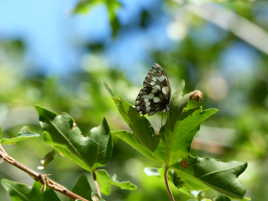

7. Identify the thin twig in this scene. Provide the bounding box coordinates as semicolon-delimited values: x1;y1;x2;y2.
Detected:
164;166;176;201
0;145;89;201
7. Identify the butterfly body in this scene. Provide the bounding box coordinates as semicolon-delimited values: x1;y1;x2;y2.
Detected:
135;64;171;115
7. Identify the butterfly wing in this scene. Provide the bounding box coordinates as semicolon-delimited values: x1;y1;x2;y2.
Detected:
135;64;171;115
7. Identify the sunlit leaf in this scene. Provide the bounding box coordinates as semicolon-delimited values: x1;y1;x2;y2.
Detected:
36;106;112;171
168;108;218;164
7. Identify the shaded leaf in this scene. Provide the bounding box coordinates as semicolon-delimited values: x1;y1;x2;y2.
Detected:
36;106;112;171
1;179;31;201
29;182;61;201
1;179;60;201
0;127;40;145
106;0;121;37
71;175;91;200
95;169;137;195
112;130;162;166
214;195;232;201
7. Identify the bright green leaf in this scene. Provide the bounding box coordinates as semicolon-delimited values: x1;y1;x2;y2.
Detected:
0;127;40;145
35;106;112;171
95;169;137;195
168;108;218;164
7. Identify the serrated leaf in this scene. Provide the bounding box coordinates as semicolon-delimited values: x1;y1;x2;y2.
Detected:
110;96;159;151
70;175;91;200
168;108;218;164
173;157;248;199
0;127;40;145
36;106;112;171
1;179;60;201
95;169;137;195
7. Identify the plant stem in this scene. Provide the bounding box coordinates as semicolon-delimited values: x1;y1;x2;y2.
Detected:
164;166;176;201
0;145;89;201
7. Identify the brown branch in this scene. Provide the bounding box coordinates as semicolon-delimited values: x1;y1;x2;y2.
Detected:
164;166;176;201
0;145;89;201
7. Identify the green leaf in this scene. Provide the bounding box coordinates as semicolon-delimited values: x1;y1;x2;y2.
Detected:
193;157;247;199
72;0;121;37
110;96;159;151
173;156;248;199
214;195;232;201
1;179;31;201
72;0;101;14
168;108;218;164
0;127;40;144
29;182;61;201
106;0;121;37
95;169;137;195
71;175;91;200
36;106;112;171
112;130;161;164
1;179;60;201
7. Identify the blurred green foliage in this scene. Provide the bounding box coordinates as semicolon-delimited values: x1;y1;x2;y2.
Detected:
1;0;268;201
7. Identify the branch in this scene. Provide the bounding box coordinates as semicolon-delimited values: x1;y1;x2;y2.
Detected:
0;145;90;201
164;166;176;201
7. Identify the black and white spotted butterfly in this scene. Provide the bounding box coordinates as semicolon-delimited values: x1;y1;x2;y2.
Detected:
135;63;171;115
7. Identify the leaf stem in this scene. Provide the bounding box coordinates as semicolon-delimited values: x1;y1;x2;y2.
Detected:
164;166;176;201
0;145;89;201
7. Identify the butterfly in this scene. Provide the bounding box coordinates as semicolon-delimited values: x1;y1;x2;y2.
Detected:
135;63;171;115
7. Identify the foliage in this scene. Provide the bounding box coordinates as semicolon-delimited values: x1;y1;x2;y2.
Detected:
2;0;268;200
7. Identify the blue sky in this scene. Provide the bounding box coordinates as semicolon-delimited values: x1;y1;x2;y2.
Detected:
0;0;171;78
